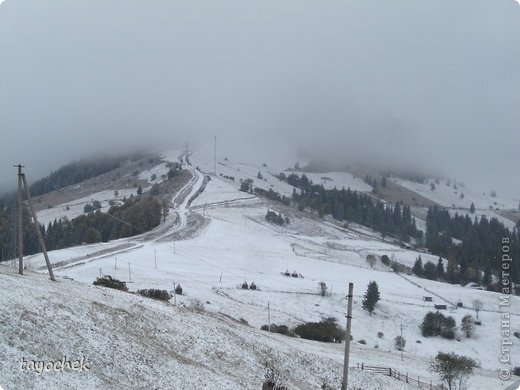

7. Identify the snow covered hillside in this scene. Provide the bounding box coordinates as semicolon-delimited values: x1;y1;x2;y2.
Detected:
2;147;518;389
392;177;519;230
0;265;415;390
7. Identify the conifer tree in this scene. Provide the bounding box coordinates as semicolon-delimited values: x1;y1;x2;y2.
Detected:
437;257;445;277
413;256;423;277
362;281;380;316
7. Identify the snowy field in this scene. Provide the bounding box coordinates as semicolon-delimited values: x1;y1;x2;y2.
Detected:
392;177;519;211
14;148;517;389
36;189;138;226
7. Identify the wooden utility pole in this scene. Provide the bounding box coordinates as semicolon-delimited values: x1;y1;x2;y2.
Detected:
14;165;55;281
341;283;354;390
20;172;55;281
15;164;23;275
267;301;271;332
400;323;404;361
213;135;217;176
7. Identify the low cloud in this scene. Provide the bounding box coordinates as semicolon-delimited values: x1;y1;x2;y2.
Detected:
1;0;519;196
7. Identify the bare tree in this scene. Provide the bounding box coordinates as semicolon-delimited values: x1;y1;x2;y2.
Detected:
472;299;483;319
366;254;377;268
394;335;406;351
460;314;474;338
318;281;328;297
431;352;475;390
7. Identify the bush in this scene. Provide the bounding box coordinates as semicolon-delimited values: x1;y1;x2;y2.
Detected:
190;298;204;312
318;281;328;296
431;352;476;390
421;311;456;339
137;289;172;301
93;275;128;291
377;331;384;338
293;318;345;343
394;335;406;351
358;339;366;345
261;324;294;337
381;255;391;266
175;284;183;295
514;367;520;376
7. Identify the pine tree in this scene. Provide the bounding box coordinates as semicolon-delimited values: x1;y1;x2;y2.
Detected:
437;257;445;278
424;261;437;280
470;203;475;214
412;256;423;277
362;281;380;316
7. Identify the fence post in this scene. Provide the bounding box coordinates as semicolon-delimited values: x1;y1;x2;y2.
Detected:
389;368;392;376
361;363;364;370
406;373;408;383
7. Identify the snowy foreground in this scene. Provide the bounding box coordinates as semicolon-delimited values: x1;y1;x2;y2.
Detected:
3;146;519;389
1;265;419;390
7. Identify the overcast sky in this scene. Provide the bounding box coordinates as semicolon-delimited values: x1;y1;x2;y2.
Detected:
1;0;520;196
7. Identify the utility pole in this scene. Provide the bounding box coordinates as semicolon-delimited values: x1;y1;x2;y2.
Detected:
154;249;157;269
341;283;354;390
128;263;132;282
213;135;217;176
15;164;23;275
16;165;55;281
400;323;404;361
268;301;271;332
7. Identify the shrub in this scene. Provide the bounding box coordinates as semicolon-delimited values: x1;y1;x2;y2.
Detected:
461;314;474;338
318;281;328;297
358;339;366;345
421;311;457;339
394;335;406;351
514;367;520;376
93;275;128;291
190;298;204;312
137;289;172;301
174;284;183;295
261;324;294;337
293;318;345;343
431;352;476;390
377;331;384;338
381;255;391;266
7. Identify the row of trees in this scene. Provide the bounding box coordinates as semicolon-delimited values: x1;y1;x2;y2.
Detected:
43;195;162;249
425;206;520;285
412;256;445;281
0;194;157;259
0;200;41;259
28;154;140;196
279;173;422;243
